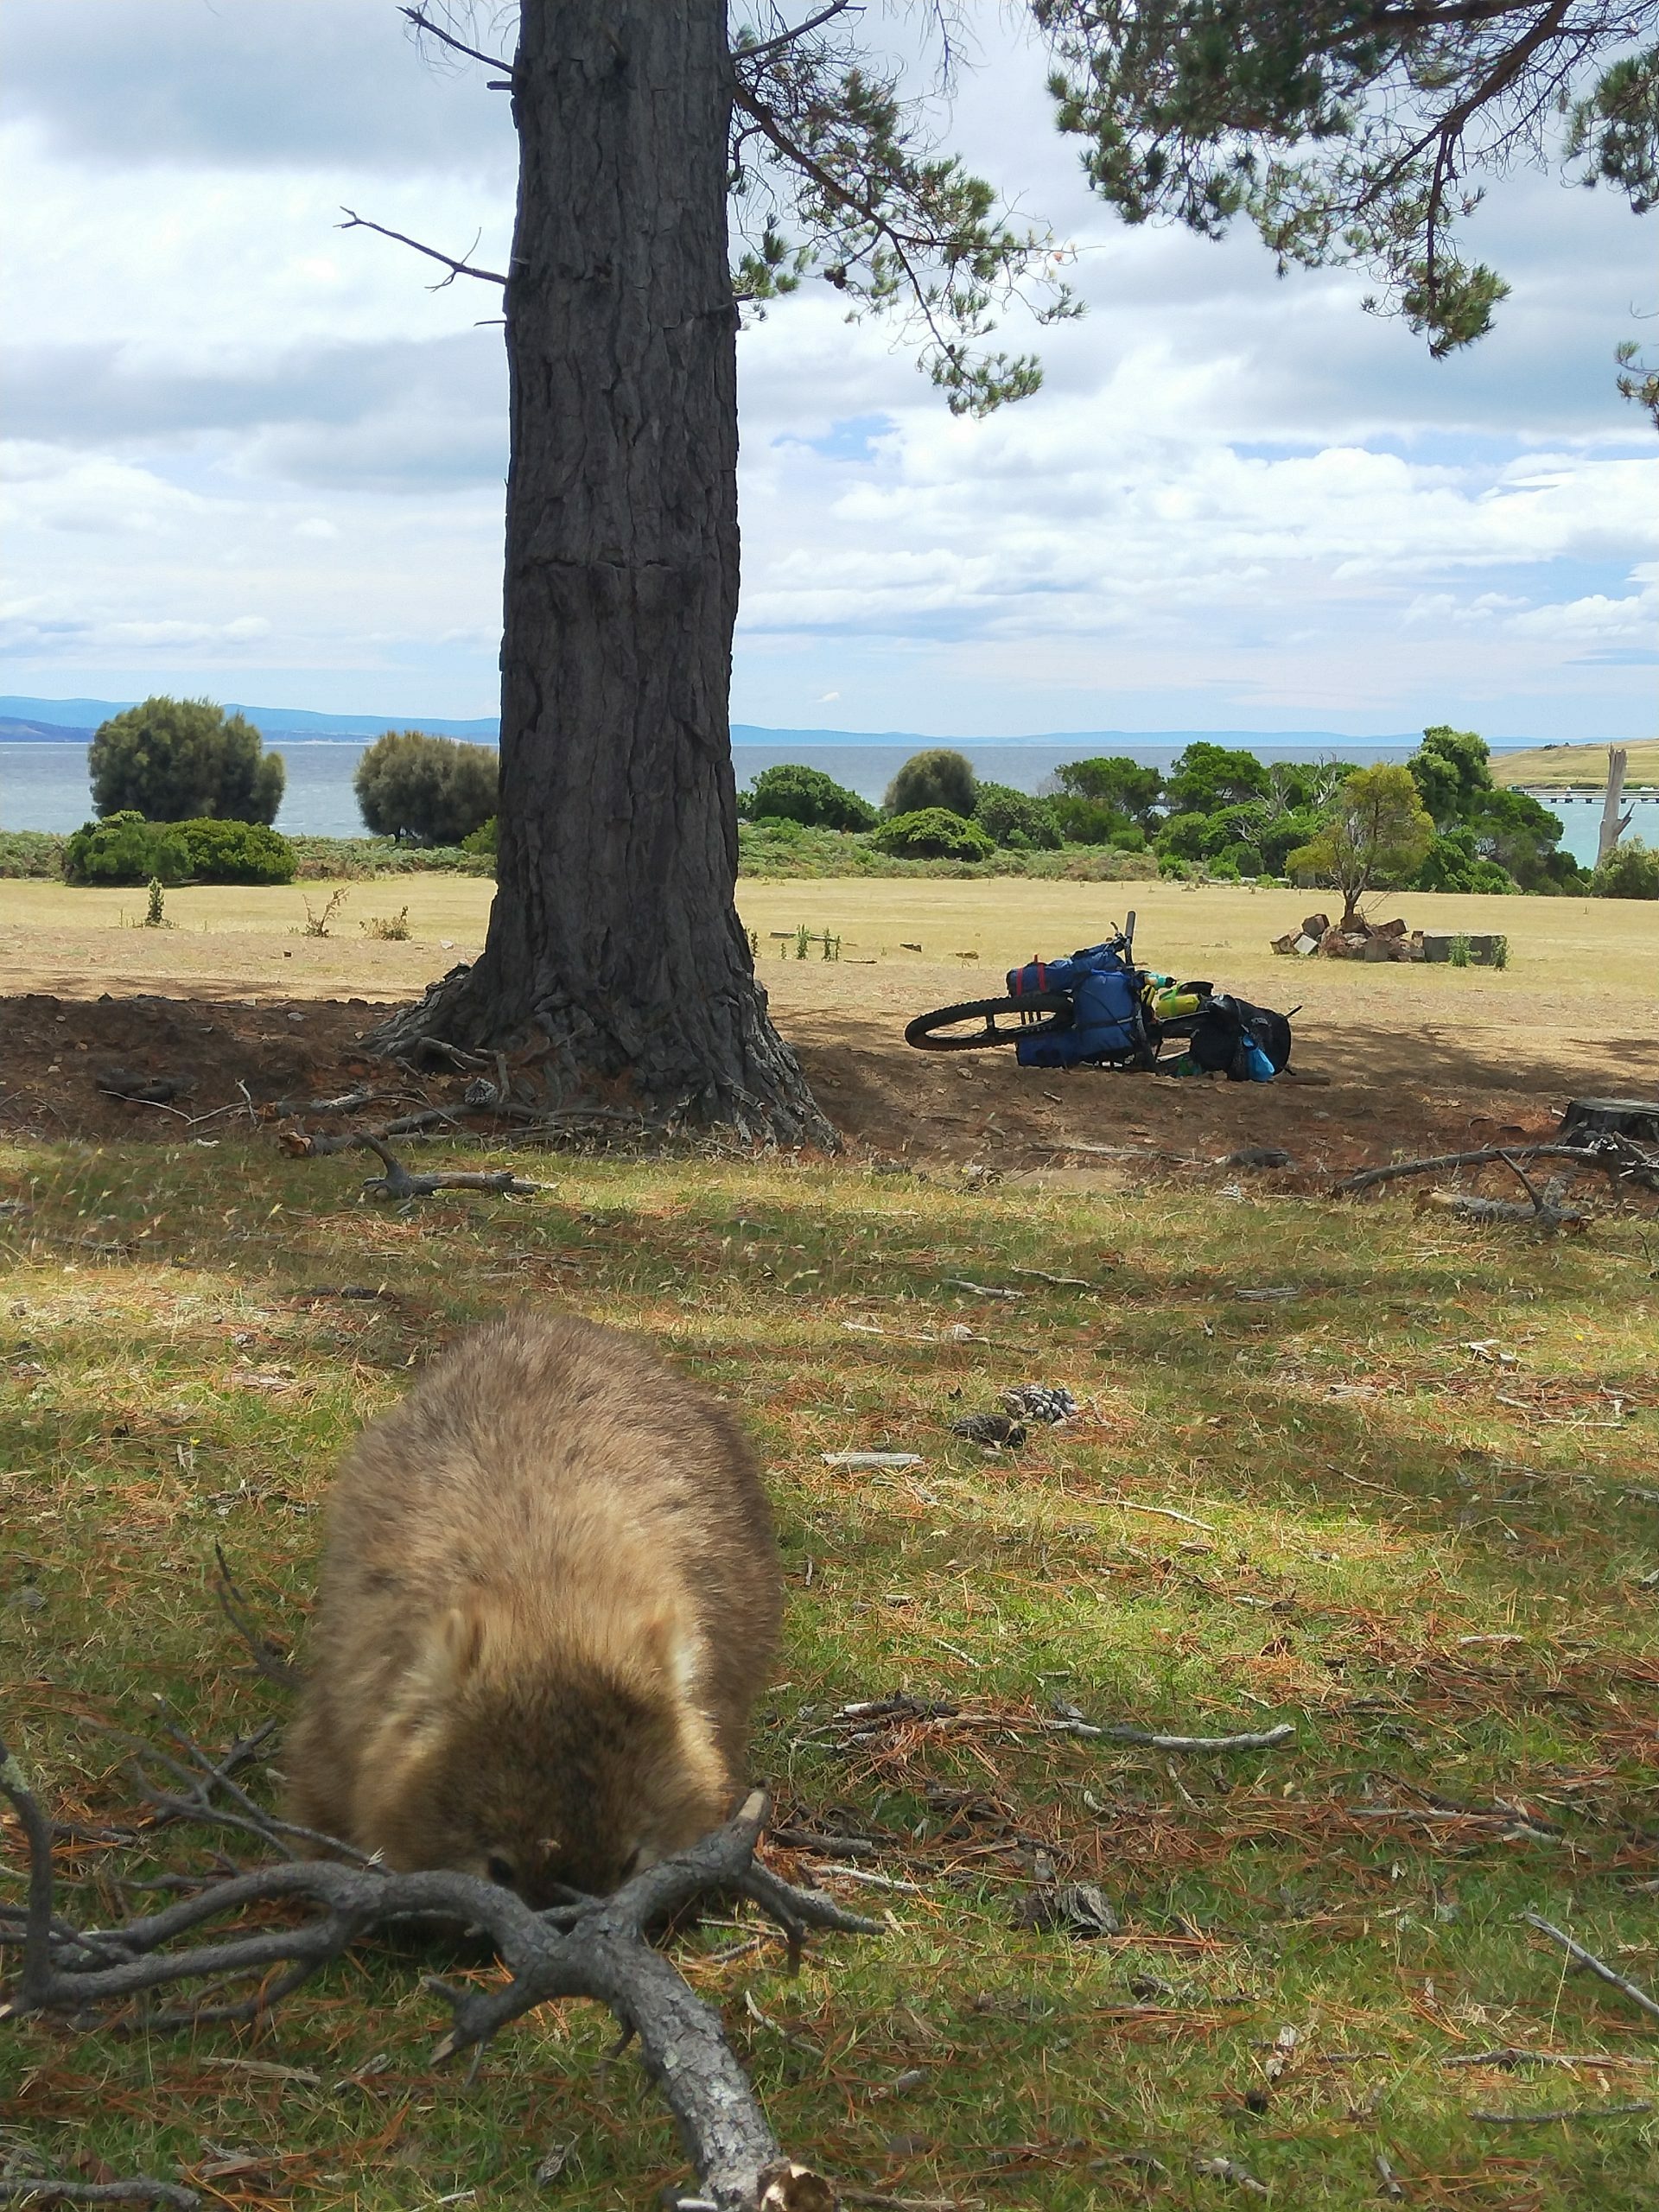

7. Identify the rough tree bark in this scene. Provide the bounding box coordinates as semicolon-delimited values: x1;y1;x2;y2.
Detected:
372;2;833;1147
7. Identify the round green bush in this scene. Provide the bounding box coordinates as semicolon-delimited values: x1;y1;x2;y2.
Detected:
883;748;978;818
90;696;284;824
354;729;499;845
872;807;995;860
64;813;193;887
175;818;296;884
738;764;878;831
63;812;295;887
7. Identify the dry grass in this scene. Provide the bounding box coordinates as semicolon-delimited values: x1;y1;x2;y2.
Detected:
1495;742;1659;791
2;876;1656;1022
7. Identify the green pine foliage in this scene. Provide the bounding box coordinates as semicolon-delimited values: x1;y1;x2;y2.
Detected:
973;782;1062;849
353;730;499;847
739;764;879;832
1039;0;1652;398
882;748;979;818
88;696;285;825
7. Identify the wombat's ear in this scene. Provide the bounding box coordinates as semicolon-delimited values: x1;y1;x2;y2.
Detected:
416;1599;489;1694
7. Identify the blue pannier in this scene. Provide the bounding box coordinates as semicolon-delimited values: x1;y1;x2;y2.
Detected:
1007;942;1144;1067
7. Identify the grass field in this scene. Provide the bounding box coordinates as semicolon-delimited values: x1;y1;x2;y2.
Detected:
4;874;1658;1007
3;881;1659;2209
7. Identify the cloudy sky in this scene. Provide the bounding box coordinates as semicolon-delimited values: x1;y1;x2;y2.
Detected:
3;0;1655;741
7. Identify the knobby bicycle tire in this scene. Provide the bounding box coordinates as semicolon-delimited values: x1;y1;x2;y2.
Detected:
905;990;1073;1052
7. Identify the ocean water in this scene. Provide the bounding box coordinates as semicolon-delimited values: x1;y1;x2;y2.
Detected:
0;737;1644;869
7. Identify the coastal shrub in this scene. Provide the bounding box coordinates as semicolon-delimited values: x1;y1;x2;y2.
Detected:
737;763;878;831
175;817;296;884
0;830;67;879
882;747;977;817
973;781;1061;848
1592;836;1659;899
90;696;284;824
872;807;995;860
1051;755;1165;829
461;816;498;858
353;729;498;845
63;813;193;887
1416;827;1514;894
63;812;295;886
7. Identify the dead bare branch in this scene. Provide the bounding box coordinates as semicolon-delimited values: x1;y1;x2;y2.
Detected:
353;1135;544;1200
0;1739;874;2212
0;2183;200;2209
279;1107;460;1157
337;209;506;289
211;1543;301;1690
400;3;515;75
1427;1179;1586;1234
1521;1914;1659;2023
1336;1137;1658;1196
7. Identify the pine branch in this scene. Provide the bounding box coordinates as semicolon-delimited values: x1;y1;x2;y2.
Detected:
336;209;507;289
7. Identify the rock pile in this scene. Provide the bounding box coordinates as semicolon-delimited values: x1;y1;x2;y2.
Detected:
1270;912;1426;962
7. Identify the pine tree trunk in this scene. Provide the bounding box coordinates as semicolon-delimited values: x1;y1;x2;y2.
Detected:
372;0;832;1147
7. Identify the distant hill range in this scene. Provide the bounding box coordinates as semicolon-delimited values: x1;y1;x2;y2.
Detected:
0;696;499;745
0;693;1624;760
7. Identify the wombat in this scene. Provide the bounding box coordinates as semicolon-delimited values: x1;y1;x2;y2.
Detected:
283;1313;781;1903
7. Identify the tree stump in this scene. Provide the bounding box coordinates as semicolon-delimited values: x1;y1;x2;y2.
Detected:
1560;1097;1659;1144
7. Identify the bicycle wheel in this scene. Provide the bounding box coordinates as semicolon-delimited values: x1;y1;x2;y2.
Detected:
904;990;1072;1052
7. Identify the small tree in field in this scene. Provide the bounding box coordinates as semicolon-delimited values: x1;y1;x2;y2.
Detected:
883;748;978;818
1288;764;1434;928
90;696;284;824
354;729;499;845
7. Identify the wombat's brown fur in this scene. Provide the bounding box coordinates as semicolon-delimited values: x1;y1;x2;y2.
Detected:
283;1313;781;1902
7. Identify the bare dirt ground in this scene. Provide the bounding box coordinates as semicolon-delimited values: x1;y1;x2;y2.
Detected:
3;878;1655;1177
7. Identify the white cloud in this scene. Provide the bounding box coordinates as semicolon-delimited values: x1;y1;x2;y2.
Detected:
0;3;1654;738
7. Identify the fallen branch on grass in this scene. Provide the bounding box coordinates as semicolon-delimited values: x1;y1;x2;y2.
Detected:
1470;2102;1653;2125
353;1135;544;1200
0;2183;201;2209
1520;1913;1659;2024
804;1694;1294;1758
1444;2048;1659;2069
0;1738;874;2212
1057;1719;1296;1754
264;1086;401;1120
210;1543;300;1690
1334;1136;1659;1198
1426;1188;1586;1232
278;1108;458;1157
1425;1153;1586;1234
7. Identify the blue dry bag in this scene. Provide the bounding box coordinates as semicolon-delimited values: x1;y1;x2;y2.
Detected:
1007;942;1145;1068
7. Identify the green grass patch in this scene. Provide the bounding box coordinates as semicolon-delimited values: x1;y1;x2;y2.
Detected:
2;1141;1656;2207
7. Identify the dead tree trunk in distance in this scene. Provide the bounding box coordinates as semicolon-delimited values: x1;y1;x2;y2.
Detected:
1598;745;1631;868
372;2;831;1147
